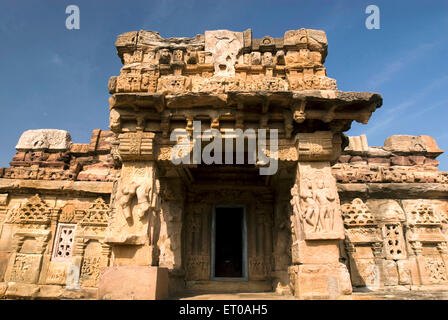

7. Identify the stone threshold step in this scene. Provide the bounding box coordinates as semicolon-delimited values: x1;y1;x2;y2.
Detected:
185;280;273;293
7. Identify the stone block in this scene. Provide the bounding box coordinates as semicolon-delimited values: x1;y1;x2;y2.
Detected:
346;135;368;152
368;157;390;165
338;155;351;163
348;258;379;288
0;282;7;297
382;260;399;286
391;156;411;166
352;246;374;260
408;156;426;165
5;283;40;298
384;135;443;155
289;263;352;299
98;266;168;300
16;129;71;151
37;285;63;299
0;252;9;282
293;240;340;264
350;156;366;164
397;260;412;285
62;287;97;299
424;158;439;167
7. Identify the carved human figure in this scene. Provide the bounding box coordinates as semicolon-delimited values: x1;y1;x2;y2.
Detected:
314;178;336;233
148;179;160;246
119;181;151;221
299;180;317;230
291;176;337;236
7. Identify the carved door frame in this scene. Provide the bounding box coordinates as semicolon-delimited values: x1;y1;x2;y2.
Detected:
210;204;248;281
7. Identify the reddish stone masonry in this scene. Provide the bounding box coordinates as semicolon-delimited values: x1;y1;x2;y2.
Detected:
0;129;119;182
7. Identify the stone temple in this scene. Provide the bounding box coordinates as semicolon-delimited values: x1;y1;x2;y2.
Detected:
0;28;447;300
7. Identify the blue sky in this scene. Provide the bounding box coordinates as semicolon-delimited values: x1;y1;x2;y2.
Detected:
0;0;447;170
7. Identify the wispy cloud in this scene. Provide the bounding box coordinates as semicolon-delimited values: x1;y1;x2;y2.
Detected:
405;98;448;120
50;53;63;66
385;75;448;115
367;41;440;90
366;75;448;135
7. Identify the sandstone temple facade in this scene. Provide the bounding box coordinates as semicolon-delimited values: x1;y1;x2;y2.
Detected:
0;28;447;299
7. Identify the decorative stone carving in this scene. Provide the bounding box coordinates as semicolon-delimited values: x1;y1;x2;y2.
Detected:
16;129;72;151
80;198;110;227
118;131;156;161
80;241;105;287
205;30;244;77
59;204;77;223
45;262;69;285
407;203;442;226
9;194;52;225
296;131;341;162
341;198;375;227
186;255;210;281
382;224;407;260
424;257;447;283
384;135;443;156
291;162;344;240
106;161;161;268
52;223;76;262
7;253;42;284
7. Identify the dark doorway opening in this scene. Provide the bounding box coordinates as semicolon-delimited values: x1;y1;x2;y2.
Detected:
214;207;244;278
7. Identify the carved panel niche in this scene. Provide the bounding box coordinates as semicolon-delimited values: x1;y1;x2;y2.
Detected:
341;198;381;288
4;195;53;284
80;241;107;287
290;162;344;240
248;202;273;280
382;224;407;260
184;201;211;281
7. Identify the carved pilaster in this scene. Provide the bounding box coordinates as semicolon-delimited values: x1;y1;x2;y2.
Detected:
118;131;156;161
105;132;163;267
288;131;351;298
290;161;344;241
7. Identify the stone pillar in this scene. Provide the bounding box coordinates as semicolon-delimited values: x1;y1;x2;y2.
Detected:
437;242;448;280
271;173;293;295
410;241;423;285
157;178;186;295
98;131;168;300
288;131;352;299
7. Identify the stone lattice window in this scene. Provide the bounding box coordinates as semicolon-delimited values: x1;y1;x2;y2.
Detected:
52;223;76;261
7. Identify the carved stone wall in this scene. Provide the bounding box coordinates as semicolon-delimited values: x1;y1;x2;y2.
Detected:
109;28;336;97
1;26;447;300
0;193;112;299
338;135;448;290
183;189;274;282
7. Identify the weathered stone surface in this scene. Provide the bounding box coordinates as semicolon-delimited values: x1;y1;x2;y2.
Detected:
0;282;7;297
345;135;368;153
289;263;352;298
5;283;40;298
0;179;113;195
294;240;340;264
98;266;168;300
0;27;447;301
383;260;399;286
338;183;448;199
366;199;406;222
205;29;245;77
16;129;72;151
397;260;412;285
384;135;443;156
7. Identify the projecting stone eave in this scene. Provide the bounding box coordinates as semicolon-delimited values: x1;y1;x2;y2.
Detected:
109;89;382;129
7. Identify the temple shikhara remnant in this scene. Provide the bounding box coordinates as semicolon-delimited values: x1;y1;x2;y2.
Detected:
0;28;447;299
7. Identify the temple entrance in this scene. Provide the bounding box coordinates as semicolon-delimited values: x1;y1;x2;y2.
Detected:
211;206;248;280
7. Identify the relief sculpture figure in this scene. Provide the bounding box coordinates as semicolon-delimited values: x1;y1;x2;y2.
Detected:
119;180;152;221
291;176;337;237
